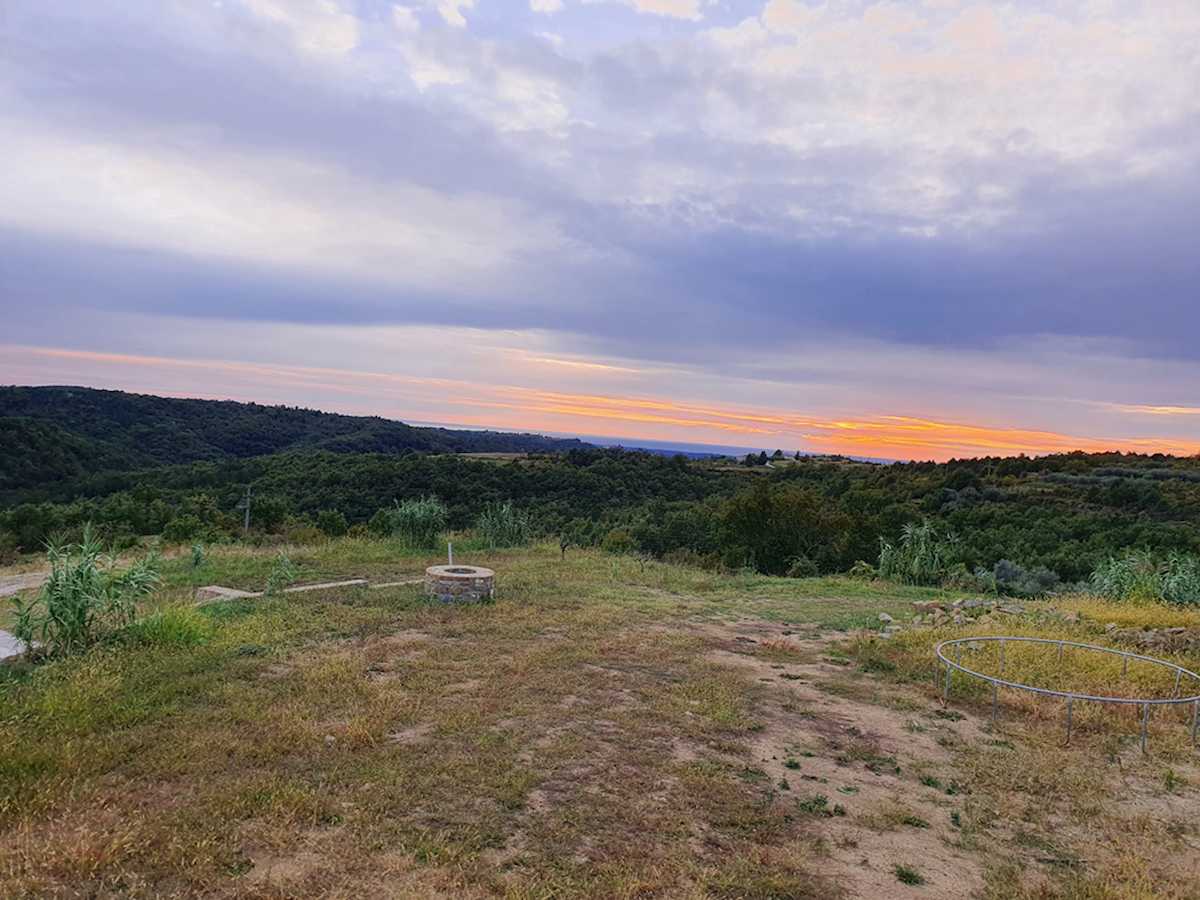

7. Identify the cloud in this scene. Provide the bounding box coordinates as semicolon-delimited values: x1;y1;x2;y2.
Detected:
0;118;567;294
531;0;563;13
584;0;703;20
435;0;475;27
393;5;420;32
241;0;360;55
4;0;1200;458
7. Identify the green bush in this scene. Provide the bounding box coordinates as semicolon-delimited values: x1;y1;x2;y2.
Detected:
786;556;818;578
11;523;160;657
601;528;638;554
161;514;220;545
315;509;348;538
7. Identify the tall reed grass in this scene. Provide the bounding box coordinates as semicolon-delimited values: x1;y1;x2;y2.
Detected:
1091;552;1200;606
11;523;160;656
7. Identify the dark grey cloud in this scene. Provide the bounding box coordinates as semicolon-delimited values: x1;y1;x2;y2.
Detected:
5;0;1200;371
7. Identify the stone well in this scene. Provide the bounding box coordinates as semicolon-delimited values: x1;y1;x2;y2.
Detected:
424;565;495;602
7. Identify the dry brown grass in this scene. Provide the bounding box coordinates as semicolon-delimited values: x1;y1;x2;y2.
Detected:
4;546;1199;898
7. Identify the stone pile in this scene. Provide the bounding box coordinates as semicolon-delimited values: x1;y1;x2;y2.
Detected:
1104;622;1200;652
874;596;1200;653
908;597;1025;628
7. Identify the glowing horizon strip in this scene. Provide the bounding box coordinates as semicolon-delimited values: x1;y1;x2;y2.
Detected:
3;344;1197;461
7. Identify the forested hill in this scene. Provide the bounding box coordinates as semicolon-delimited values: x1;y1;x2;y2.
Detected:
0;385;591;499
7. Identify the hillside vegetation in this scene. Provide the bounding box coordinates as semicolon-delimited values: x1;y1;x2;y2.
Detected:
0;385;591;502
2;388;1198;597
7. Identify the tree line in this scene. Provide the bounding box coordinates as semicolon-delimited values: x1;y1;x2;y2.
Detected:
2;446;1198;594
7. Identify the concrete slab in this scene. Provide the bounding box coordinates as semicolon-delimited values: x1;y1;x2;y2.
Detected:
0;630;28;662
282;579;368;593
195;585;262;602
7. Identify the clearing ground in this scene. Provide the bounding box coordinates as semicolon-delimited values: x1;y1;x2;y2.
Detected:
2;542;1199;899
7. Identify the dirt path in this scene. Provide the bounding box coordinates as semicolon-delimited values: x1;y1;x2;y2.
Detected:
0;572;46;598
683;613;993;898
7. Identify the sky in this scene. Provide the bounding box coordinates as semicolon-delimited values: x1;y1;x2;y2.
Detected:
2;0;1199;461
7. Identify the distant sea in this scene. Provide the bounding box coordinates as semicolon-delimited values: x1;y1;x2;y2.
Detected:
405;420;893;463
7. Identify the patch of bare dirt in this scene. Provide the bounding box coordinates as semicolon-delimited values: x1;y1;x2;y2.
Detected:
682;614;990;899
386;723;433;746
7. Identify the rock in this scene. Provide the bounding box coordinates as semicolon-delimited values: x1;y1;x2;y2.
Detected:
978;614;994;624
967;641;984;650
998;604;1025;615
1166;627;1187;635
877;632;892;639
964;598;984;609
913;600;943;613
951;598;965;608
878;613;894;623
1105;622;1120;636
884;624;904;633
1062;611;1079;626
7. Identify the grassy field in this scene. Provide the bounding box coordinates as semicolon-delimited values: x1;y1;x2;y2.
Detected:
2;540;1199;899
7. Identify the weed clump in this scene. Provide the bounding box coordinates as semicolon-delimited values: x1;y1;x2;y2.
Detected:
893;863;925;885
264;551;298;596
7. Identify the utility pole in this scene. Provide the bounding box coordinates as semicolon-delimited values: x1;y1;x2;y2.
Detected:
236;485;252;533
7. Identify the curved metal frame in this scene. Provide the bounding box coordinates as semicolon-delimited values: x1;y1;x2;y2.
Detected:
935;636;1200;752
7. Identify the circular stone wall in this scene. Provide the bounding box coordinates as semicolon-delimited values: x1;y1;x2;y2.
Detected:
425;565;495;602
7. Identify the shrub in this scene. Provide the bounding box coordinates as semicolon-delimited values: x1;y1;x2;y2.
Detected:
161;515;220;545
992;559;1060;597
601;528;638;554
367;508;396;536
315;510;348;538
786;556;818;578
11;523;160;657
0;531;19;566
848;560;877;580
283;525;325;545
